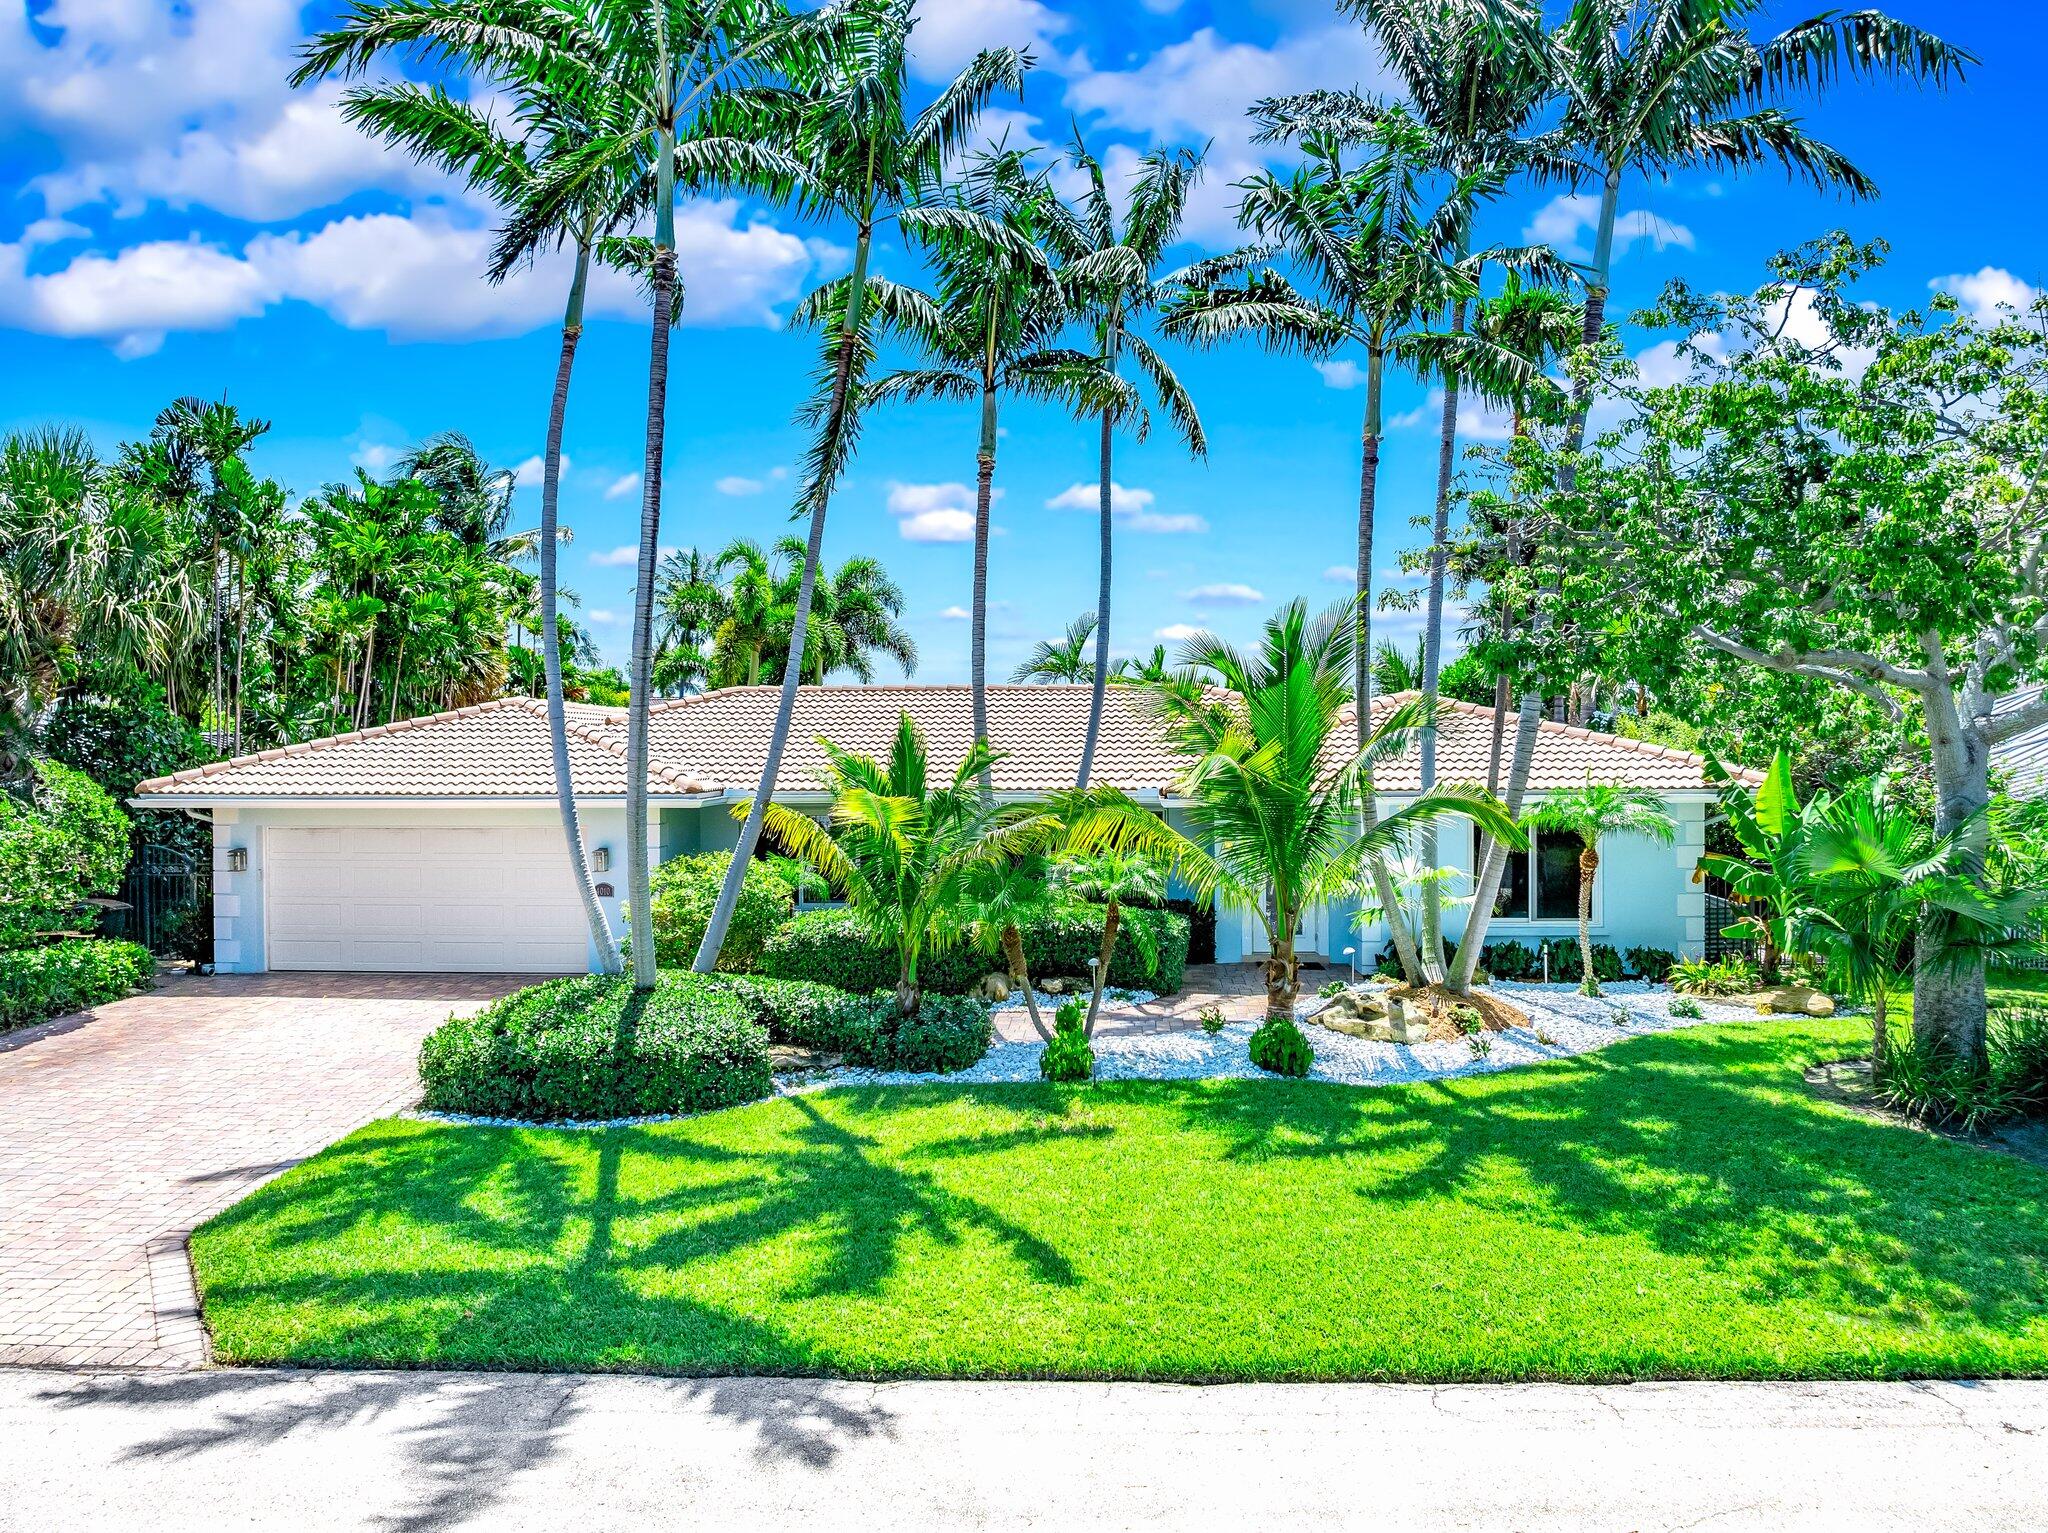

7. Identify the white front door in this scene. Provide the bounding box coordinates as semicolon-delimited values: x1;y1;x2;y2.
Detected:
265;825;588;973
1241;894;1329;959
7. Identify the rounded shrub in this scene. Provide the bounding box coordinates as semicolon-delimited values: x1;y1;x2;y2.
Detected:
882;993;993;1073
1040;1017;1094;1082
418;971;772;1122
710;973;888;1060
0;938;154;1032
648;852;793;972
1248;1016;1314;1078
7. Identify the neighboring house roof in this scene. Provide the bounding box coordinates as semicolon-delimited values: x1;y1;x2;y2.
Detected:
133;685;1754;802
1995;688;2048;798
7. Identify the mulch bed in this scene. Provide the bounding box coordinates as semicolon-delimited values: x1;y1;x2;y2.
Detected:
1385;983;1533;1039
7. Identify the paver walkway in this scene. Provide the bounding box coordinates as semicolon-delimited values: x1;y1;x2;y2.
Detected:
0;972;528;1370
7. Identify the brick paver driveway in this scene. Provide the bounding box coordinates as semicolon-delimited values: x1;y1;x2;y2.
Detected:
0;972;531;1371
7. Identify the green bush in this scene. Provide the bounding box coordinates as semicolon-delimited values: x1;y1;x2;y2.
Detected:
710;974;886;1058
648;852;794;972
0;938;154;1032
1669;996;1706;1020
0;760;131;949
881;993;993;1074
756;904;1190;996
418;972;772;1122
1625;946;1679;982
1479;940;1540;981
1670;955;1760;997
1040;1006;1094;1082
1551;942;1625;985
1248;1016;1313;1077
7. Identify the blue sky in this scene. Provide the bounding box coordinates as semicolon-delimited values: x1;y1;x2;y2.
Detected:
2;0;2038;681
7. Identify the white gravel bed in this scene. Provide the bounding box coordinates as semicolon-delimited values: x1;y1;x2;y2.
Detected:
988;986;1158;1014
793;982;1762;1092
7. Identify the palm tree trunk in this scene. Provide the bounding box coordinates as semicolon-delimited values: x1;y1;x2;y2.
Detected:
1418;296;1467;978
1077;407;1114;788
698;221;876;973
627;127;679;993
1085;898;1120;1041
1577;844;1600;995
1356;347;1427;984
1571;166;1622;456
1449;689;1542;991
386;635;406;725
1265;918;1298;1020
1000;923;1051;1042
543;243;622;975
971;378;999;801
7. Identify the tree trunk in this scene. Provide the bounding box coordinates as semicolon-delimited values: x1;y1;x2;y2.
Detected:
1916;676;1992;1070
1265;920;1299;1020
1577;843;1600;996
1569;166;1622;456
1355;346;1429;984
698;222;876;973
627;129;678;993
971;379;999;801
1448;690;1542;990
1871;988;1891;1084
1078;407;1114;788
1085;899;1120;1040
1418;296;1467;978
1000;923;1050;1042
543;243;622;975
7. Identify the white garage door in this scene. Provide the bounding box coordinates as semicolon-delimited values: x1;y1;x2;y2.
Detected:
265;825;589;973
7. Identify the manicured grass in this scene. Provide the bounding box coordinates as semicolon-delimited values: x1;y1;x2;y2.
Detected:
191;1016;2048;1382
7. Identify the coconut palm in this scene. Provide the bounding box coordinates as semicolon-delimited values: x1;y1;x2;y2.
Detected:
1527;780;1676;995
652;546;726;695
746;713;1059;1016
1103;599;1524;1018
1114;645;1173;685
1165;106;1541;984
1053;848;1166;1039
701;536;915;686
694;10;1032;973
1039;134;1209;785
1011;614;1098;684
865;147;1133;797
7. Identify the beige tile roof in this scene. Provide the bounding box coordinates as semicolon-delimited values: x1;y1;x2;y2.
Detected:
134;685;1751;800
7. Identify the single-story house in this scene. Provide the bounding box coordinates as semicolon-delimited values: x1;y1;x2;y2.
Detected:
132;685;1749;976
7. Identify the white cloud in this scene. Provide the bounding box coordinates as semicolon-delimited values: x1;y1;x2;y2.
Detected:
1931;266;2043;324
21;217;90;248
1185;582;1263;605
1389;388;1515;442
939;605;971;621
604;473;642;502
0;201;826;354
1323;565;1355;584
909;0;1071;82
586;609;619;626
353;440;401;473
887;480;992;543
716;474;766;496
1156;623;1203;642
1522;194;1694;263
513;453;569;488
1045;480;1206;534
1315;359;1364;390
589;545;641;568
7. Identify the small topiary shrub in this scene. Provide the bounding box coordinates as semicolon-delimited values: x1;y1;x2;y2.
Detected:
1624;946;1679;982
1199;1003;1227;1036
648;852;794;972
1248;1016;1313;1078
418;972;772;1122
1669;996;1706;1019
1551;942;1624;985
880;993;993;1073
0;938;154;1032
1040;1002;1094;1082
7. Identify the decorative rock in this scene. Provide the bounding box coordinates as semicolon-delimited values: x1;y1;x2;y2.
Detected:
1387;1015;1433;1045
770;1045;844;1075
1041;977;1070;996
1731;985;1837;1017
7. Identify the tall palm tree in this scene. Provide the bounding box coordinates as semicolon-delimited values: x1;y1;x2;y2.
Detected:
652;545;725;695
1166;107;1540;984
1450;0;1971;993
1102;599;1523;1018
1039;135;1209;786
1527;780;1675;996
866;147;1131;797
694;8;1032;973
703;535;915;685
1011;614;1098;683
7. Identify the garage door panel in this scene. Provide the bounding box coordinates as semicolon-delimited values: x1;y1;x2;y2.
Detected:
265;825;588;974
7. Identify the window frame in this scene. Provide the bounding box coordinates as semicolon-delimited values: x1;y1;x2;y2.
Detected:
1479;823;1604;930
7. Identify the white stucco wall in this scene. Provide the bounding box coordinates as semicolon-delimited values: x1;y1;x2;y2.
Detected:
207;801;639;974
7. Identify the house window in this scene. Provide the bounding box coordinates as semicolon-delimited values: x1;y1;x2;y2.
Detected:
1490;828;1589;923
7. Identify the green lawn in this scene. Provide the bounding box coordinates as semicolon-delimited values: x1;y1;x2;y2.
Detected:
191;1015;2048;1383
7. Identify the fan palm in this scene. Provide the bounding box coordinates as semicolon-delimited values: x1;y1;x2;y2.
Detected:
1038;134;1209;785
694;9;1032;973
1100;599;1524;1018
865;147;1133;797
745;713;1060;1015
1527;780;1676;996
1011;614;1098;684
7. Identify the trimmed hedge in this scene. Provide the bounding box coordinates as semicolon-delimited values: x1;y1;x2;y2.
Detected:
419;972;773;1122
707;973;991;1073
648;852;794;972
756;904;1190;997
0;938;154;1033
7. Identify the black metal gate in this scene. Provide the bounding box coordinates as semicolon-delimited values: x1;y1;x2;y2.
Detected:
1701;874;1758;965
101;843;213;964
